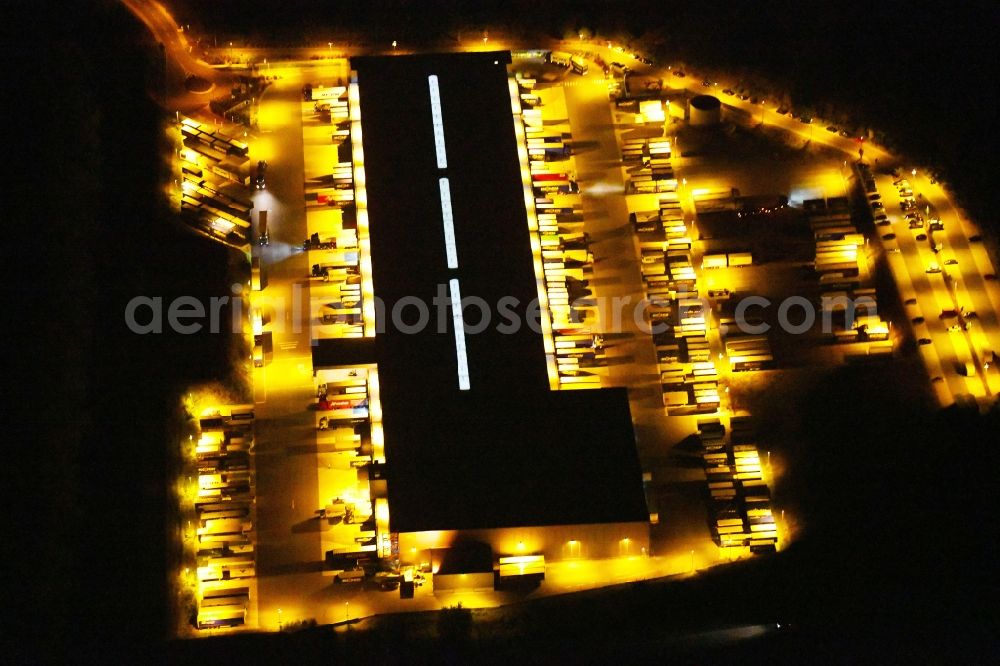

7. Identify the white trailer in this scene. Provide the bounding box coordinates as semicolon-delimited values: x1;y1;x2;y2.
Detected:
702;253;728;269
727;252;753;267
548;51;572;67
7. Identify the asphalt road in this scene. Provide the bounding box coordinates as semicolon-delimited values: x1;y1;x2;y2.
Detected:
873;171;998;404
122;0;218;80
247;71;329;622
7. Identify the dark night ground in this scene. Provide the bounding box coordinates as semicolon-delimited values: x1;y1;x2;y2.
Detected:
4;0;997;661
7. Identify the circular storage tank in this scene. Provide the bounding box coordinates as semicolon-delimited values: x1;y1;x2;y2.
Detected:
689;94;721;126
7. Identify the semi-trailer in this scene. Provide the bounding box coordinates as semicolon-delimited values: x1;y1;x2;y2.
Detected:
702;253;727;269
547;51;572;67
727;252;753;267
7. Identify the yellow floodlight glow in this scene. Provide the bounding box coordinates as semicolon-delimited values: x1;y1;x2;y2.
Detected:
508;74;557;386
375;498;390;523
498;554;545;578
371;422;384;461
367;367;382;422
529;233;541;254
639;99;666;123
499;555;543;565
508;78;522;116
349;73;376;337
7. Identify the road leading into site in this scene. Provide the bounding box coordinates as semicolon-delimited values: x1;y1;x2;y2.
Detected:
911;172;1000;396
121;0;220;81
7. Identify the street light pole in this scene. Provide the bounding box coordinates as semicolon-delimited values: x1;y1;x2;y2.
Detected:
345;601;350;623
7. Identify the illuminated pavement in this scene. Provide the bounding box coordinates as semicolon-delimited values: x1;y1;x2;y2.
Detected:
909;172;1000;397
554;68;717;558
651;65;999;408
132;9;997;628
244;59;730;629
871;171;998;405
248;69;329;626
256;551;723;631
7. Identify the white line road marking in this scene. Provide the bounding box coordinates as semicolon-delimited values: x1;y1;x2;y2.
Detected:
428;75;448;168
438;178;459;268
449;278;471;390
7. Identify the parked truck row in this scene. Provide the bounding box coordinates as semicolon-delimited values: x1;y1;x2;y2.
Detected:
546;51;589;75
616;129;723;413
807;198;892;351
189;412;258;630
177;116;256;245
303;101;366;338
514;75;608;388
698;417;777;552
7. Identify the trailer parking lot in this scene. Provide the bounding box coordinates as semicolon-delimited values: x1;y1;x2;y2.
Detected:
168;44;1000;635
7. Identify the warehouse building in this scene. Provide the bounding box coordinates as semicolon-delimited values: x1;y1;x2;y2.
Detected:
314;52;649;585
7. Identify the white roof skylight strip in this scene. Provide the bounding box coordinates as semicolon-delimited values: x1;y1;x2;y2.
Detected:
449;278;471;391
438;177;459;269
428;75;448;169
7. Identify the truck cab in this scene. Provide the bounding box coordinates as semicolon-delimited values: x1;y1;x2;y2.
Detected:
255;160;267;189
